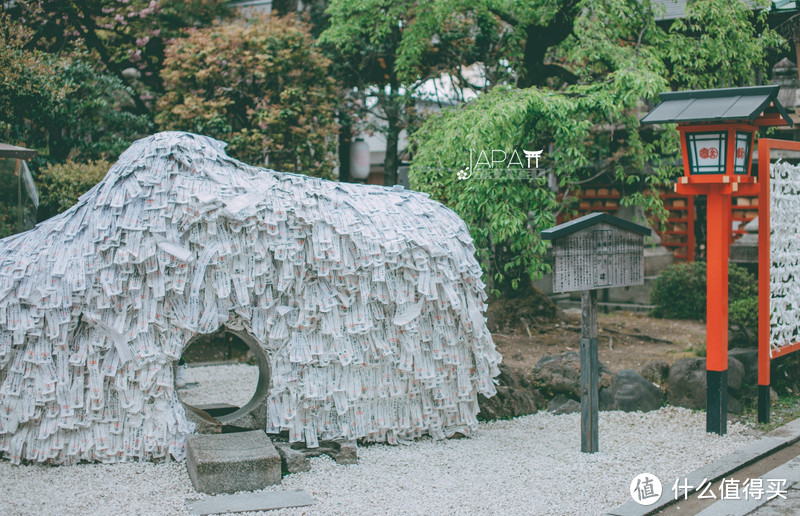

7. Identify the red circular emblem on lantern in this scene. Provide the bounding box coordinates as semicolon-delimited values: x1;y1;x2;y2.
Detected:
737;147;745;159
699;148;709;159
709;148;718;159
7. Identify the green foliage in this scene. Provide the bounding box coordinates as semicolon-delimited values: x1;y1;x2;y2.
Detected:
47;57;154;162
36;160;111;221
410;86;596;293
7;0;230;109
156;14;338;178
650;262;757;320
0;15;152;163
408;0;783;293
666;0;783;89
0;15;64;154
729;296;758;337
650;262;708;319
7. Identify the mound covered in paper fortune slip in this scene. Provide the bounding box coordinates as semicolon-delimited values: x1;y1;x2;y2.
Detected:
0;131;501;464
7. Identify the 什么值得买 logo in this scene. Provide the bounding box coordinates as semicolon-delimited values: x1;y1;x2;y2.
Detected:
457;148;544;180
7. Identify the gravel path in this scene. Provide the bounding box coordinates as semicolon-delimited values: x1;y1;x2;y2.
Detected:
0;364;762;515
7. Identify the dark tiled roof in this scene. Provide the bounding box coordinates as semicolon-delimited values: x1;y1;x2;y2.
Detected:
640;85;793;126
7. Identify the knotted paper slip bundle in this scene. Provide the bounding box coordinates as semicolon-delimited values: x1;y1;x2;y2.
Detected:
0;132;501;464
770;161;800;354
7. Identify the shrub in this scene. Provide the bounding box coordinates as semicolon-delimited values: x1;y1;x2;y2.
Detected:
650;261;757;320
156;14;338;178
36;160;111;221
0;16;152;164
650;262;706;319
729;296;758;339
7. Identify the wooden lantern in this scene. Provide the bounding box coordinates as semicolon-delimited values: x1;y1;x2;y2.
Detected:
641;85;793;435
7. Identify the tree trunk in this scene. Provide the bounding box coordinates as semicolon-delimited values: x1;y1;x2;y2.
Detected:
518;2;579;88
382;82;401;186
384;114;400;186
338;110;352;183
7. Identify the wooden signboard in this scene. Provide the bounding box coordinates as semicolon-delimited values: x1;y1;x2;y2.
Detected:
543;212;650;452
550;222;645;293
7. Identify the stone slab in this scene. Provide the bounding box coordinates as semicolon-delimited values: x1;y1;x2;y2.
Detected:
696;455;800;515
186;430;281;494
606;417;800;516
186;489;315;515
194;403;239;417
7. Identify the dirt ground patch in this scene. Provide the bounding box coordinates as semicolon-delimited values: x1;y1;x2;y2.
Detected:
494;309;708;374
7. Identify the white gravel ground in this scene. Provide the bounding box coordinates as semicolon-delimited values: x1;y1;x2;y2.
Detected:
178;363;260;407
0;364;763;516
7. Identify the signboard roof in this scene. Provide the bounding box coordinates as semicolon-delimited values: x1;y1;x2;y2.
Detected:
0;143;37;160
541;212;651;241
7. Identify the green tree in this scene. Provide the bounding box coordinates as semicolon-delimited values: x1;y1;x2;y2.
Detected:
408;0;783;295
320;0;489;186
156;14;339;178
0;15;152;163
5;0;229;114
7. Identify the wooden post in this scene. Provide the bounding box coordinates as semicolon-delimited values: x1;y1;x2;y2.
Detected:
758;138;772;424
706;188;730;435
581;288;599;453
15;158;22;234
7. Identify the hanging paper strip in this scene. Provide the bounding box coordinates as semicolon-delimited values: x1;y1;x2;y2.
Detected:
0;132;501;464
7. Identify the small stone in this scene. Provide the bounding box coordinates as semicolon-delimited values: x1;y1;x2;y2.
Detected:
332;441;358;465
532;351;612;398
477;365;538;420
223;413;259;430
667;357;746;410
639;360;670;385
729;348;758;386
667;358;706;409
183;405;222;435
606;370;663;412
273;442;311;474
553;399;581;415
728;395;742;415
547;394;574;412
727;357;745;393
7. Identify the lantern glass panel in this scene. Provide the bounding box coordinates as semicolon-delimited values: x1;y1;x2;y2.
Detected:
686;131;727;174
733;131;753;175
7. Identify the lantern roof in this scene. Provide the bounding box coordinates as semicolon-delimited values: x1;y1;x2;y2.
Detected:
542;212;651;241
0;143;37;160
640;85;793;127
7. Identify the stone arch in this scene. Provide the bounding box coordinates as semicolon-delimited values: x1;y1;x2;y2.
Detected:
180;327;271;426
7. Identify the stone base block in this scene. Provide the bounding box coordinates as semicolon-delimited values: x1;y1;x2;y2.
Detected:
186;430;281;494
